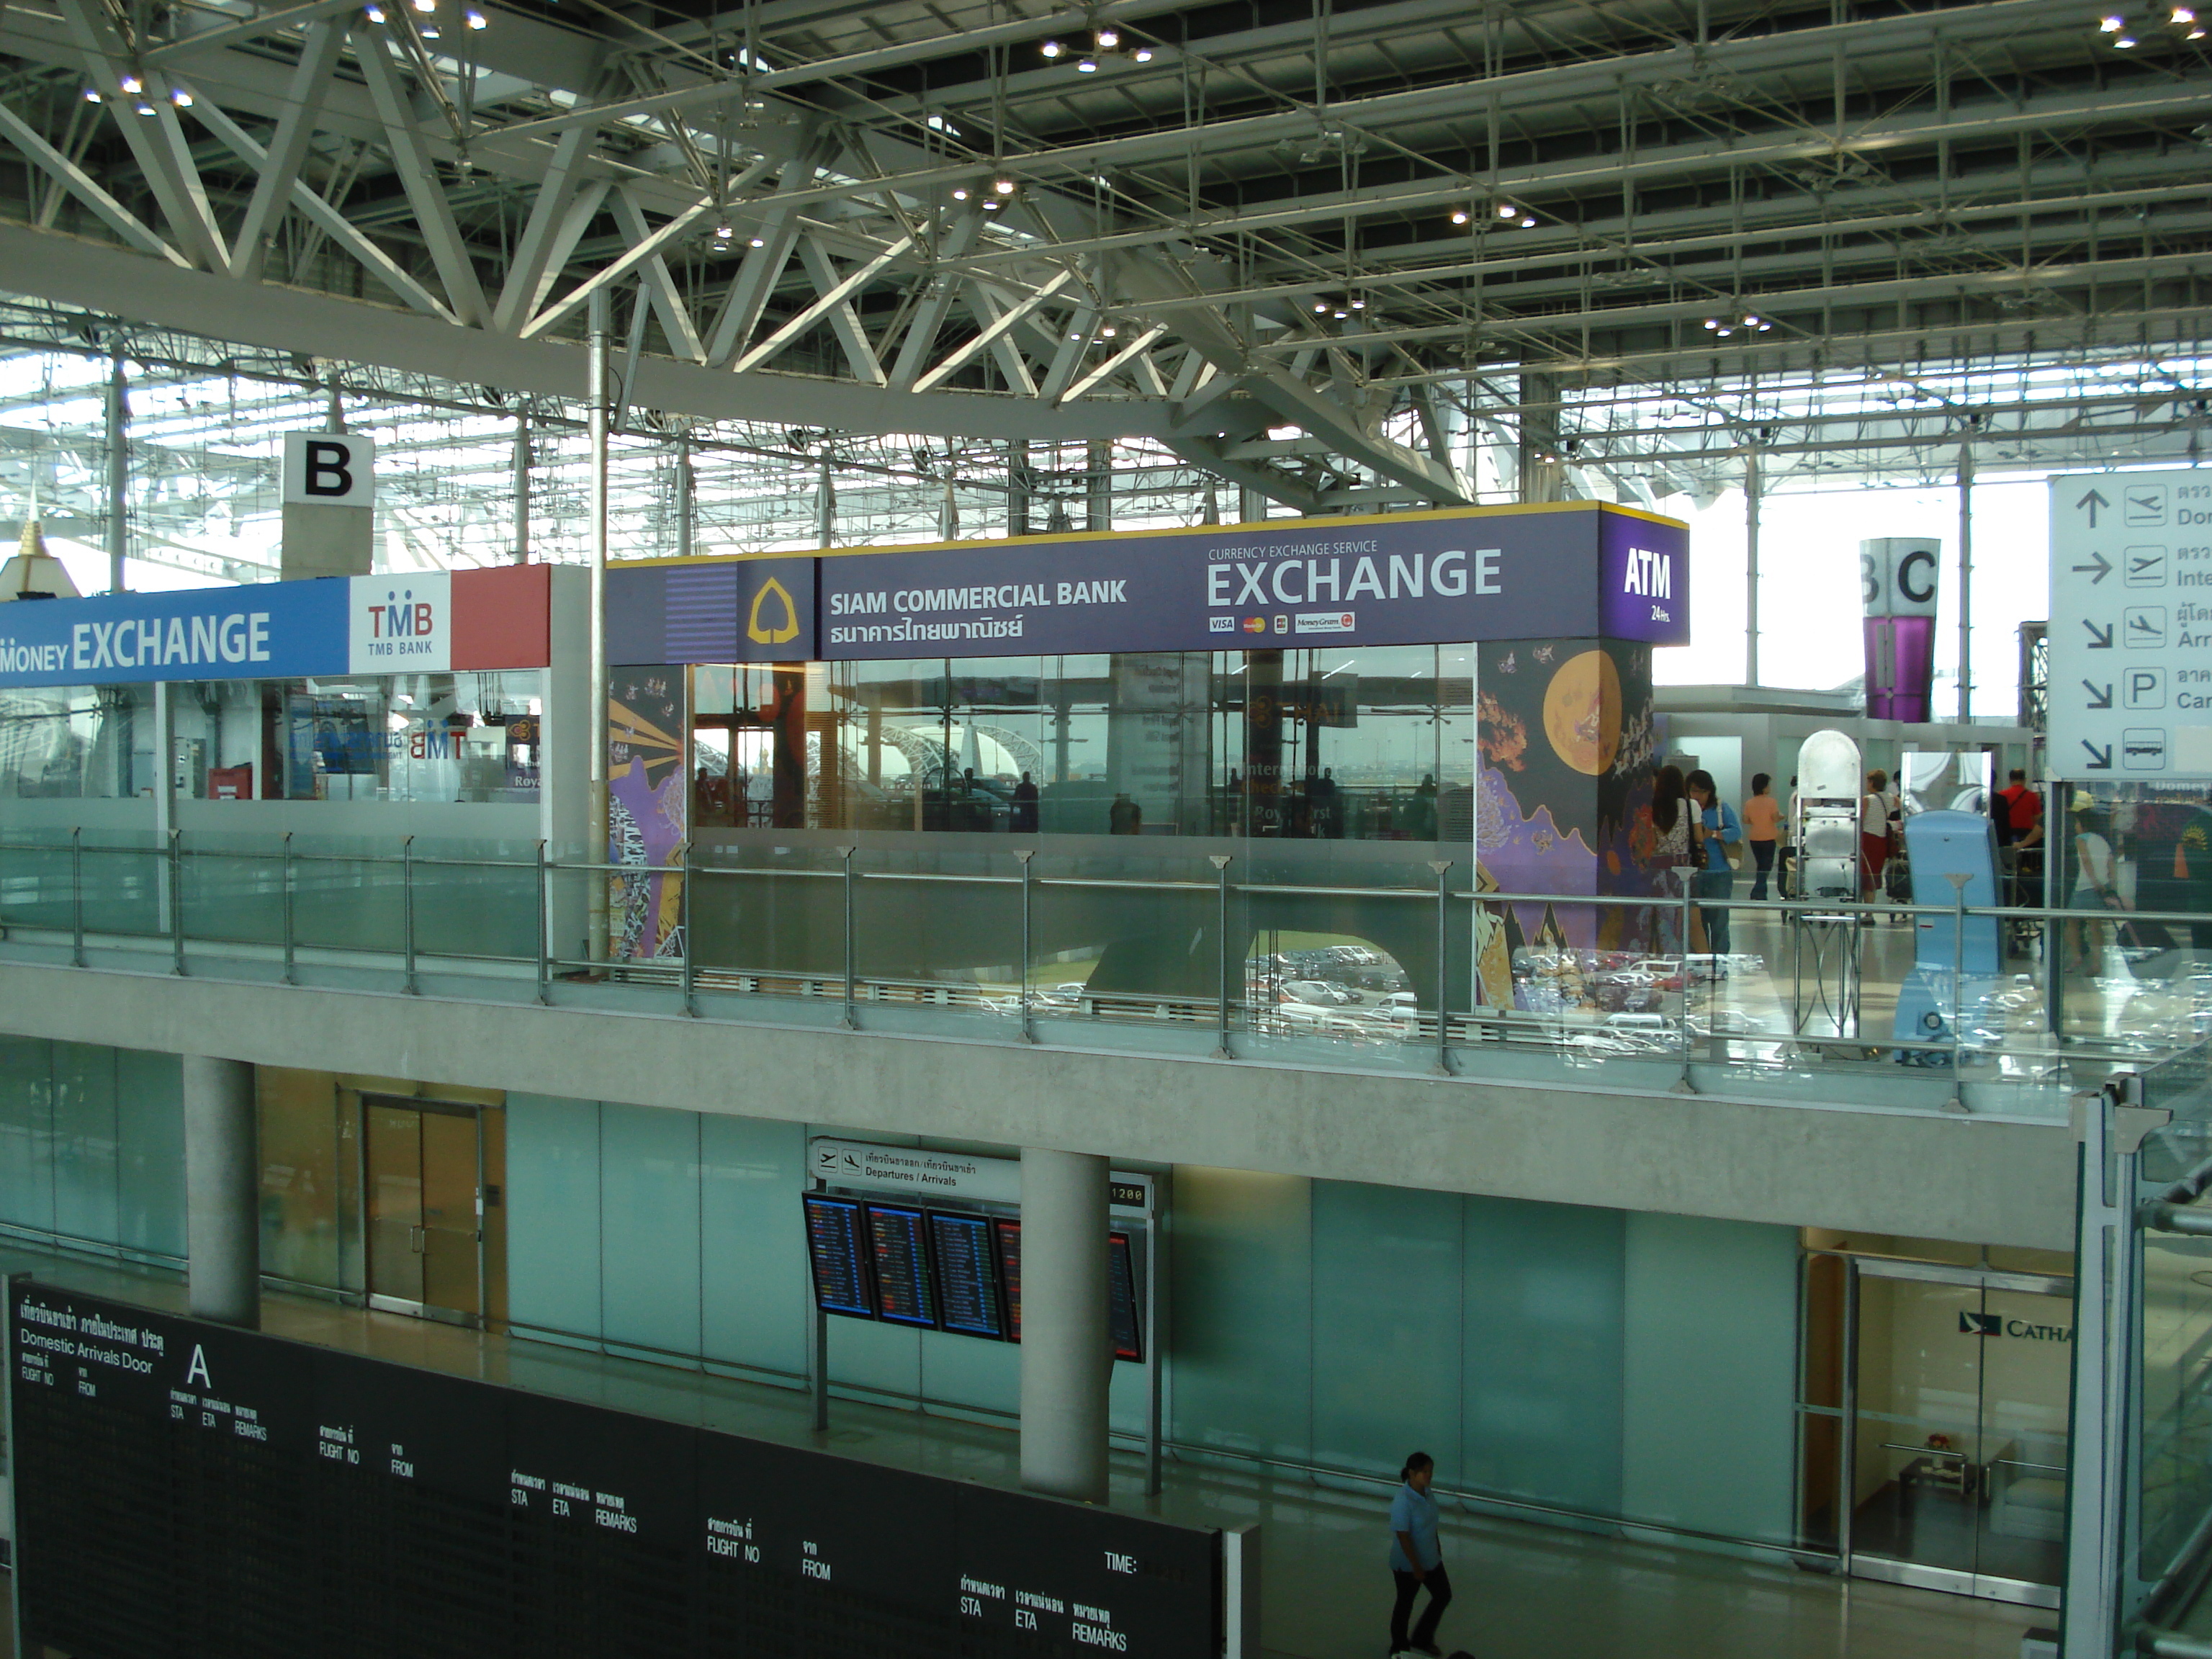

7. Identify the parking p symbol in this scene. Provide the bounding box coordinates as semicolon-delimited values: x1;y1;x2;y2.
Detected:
2126;668;2168;709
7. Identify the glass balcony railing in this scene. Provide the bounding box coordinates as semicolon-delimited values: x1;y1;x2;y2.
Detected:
0;825;2195;1117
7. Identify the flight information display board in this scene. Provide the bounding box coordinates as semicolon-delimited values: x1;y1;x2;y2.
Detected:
930;1211;1009;1339
997;1216;1025;1341
8;1280;1219;1659
804;1193;876;1317
866;1203;939;1327
1110;1232;1143;1364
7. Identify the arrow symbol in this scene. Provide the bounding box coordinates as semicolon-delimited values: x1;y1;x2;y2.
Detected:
2079;487;2112;526
2072;551;2113;584
2083;619;2115;649
2082;740;2113;770
2083;680;2113;709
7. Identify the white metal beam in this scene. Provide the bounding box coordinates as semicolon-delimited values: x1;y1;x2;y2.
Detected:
728;233;914;374
913;269;1075;394
225;20;349;284
796;236;888;386
354;36;491;327
0;100;187;266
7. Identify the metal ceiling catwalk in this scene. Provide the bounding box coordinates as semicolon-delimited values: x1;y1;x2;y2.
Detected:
0;0;2207;511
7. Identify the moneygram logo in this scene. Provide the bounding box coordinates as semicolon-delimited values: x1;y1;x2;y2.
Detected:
1295;611;1356;635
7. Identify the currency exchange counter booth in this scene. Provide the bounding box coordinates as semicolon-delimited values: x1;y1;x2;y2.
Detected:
602;502;1692;1017
0;563;590;962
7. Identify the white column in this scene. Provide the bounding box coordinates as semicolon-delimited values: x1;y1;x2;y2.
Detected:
1020;1147;1111;1503
182;1056;258;1328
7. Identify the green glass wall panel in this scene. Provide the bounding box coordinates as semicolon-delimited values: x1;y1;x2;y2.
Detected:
921;1328;1020;1416
1310;1180;1462;1479
1169;1167;1312;1461
504;1093;603;1344
598;1101;702;1358
114;1048;184;1257
699;1114;809;1378
1461;1196;1625;1516
0;1038;52;1232
50;1043;117;1246
1622;1213;1799;1545
828;1315;922;1399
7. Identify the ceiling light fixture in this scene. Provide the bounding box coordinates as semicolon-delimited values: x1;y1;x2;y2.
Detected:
364;1;386;18
1519;215;1537;228
1040;38;1063;56
994;178;1017;194
466;9;486;25
119;74;142;92
2173;4;2194;20
170;86;192;105
2100;11;2126;26
1450;208;1470;225
1076;55;1098;70
1131;45;1154;60
1095;26;1119;48
951;186;970;200
749;235;765;247
82;86;102;101
2115;31;2139;42
1496;202;1517;219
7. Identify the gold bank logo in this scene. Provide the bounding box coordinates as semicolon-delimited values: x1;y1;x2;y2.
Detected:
747;577;801;645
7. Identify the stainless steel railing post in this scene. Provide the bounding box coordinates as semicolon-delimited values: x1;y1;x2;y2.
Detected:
400;835;418;995
1210;853;1233;1059
1945;871;1972;1111
680;844;697;1017
535;840;550;1005
281;831;296;986
1016;849;1036;1044
1429;859;1453;1076
840;846;858;1030
69;827;84;968
168;828;184;977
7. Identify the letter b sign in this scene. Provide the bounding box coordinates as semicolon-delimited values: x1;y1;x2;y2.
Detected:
283;433;375;506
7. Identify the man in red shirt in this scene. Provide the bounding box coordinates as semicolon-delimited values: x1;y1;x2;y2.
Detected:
1995;769;2042;847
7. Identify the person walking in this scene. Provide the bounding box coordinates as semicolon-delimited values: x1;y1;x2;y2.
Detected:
1388;1452;1451;1658
1858;770;1891;922
1686;769;1739;958
1743;773;1780;900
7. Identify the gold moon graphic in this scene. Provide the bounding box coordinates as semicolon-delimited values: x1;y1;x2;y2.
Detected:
1541;649;1622;776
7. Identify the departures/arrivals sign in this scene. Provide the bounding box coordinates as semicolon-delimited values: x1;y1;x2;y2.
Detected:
7;1280;1220;1659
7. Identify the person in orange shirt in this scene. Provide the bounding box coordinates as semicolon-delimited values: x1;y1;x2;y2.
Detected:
1742;773;1781;900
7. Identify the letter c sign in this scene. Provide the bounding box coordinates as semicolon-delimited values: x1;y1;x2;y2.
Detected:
282;433;376;506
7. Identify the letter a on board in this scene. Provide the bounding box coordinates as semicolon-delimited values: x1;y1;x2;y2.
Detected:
747;577;801;645
186;1344;212;1388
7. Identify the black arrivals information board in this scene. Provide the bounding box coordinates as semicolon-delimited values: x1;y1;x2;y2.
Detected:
866;1203;938;1327
1109;1233;1143;1364
804;1192;875;1318
8;1281;1220;1659
929;1211;1008;1339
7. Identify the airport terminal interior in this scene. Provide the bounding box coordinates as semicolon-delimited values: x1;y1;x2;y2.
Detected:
0;0;2207;1655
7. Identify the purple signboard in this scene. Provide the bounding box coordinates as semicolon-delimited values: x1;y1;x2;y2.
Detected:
819;503;1687;660
608;557;817;665
607;504;1687;666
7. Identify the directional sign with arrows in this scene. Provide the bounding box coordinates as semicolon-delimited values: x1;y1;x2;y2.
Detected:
2049;468;2212;780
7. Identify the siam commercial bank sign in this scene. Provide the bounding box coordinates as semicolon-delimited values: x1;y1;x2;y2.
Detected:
612;503;1688;665
821;504;1686;659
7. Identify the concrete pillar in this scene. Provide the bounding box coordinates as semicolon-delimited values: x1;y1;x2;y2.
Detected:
1020;1147;1111;1503
183;1056;259;1328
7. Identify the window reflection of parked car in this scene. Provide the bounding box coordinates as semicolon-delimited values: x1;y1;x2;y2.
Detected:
1282;979;1353;1007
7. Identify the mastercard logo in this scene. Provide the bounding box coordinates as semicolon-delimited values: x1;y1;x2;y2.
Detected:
1241;616;1267;634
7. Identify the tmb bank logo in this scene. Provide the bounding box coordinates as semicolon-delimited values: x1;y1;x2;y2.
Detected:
362;587;439;660
1959;1310;2072;1342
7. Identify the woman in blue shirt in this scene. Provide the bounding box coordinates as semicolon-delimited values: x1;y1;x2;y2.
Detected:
1686;770;1739;959
1388;1451;1450;1658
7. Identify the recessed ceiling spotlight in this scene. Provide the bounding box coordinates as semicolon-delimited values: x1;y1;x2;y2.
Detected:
82;86;102;101
714;220;732;239
1076;55;1098;71
994;177;1017;194
749;235;765;247
465;9;485;27
1313;301;1329;313
1496;202;1517;219
1350;298;1365;309
1519;214;1536;228
1101;323;1118;338
1450;208;1470;225
951;186;970;200
1333;309;1348;318
120;73;143;92
981;197;1000;210
1703;318;1720;330
1095;26;1119;48
2100;12;2126;27
170;86;192;106
2172;5;2193;20
1131;45;1154;60
1040;38;1063;56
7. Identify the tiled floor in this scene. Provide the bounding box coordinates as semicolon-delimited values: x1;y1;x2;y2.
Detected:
0;1244;2046;1659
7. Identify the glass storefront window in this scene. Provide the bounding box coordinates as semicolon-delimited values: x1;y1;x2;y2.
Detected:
684;647;1475;842
0;684;157;799
0;674;544;806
